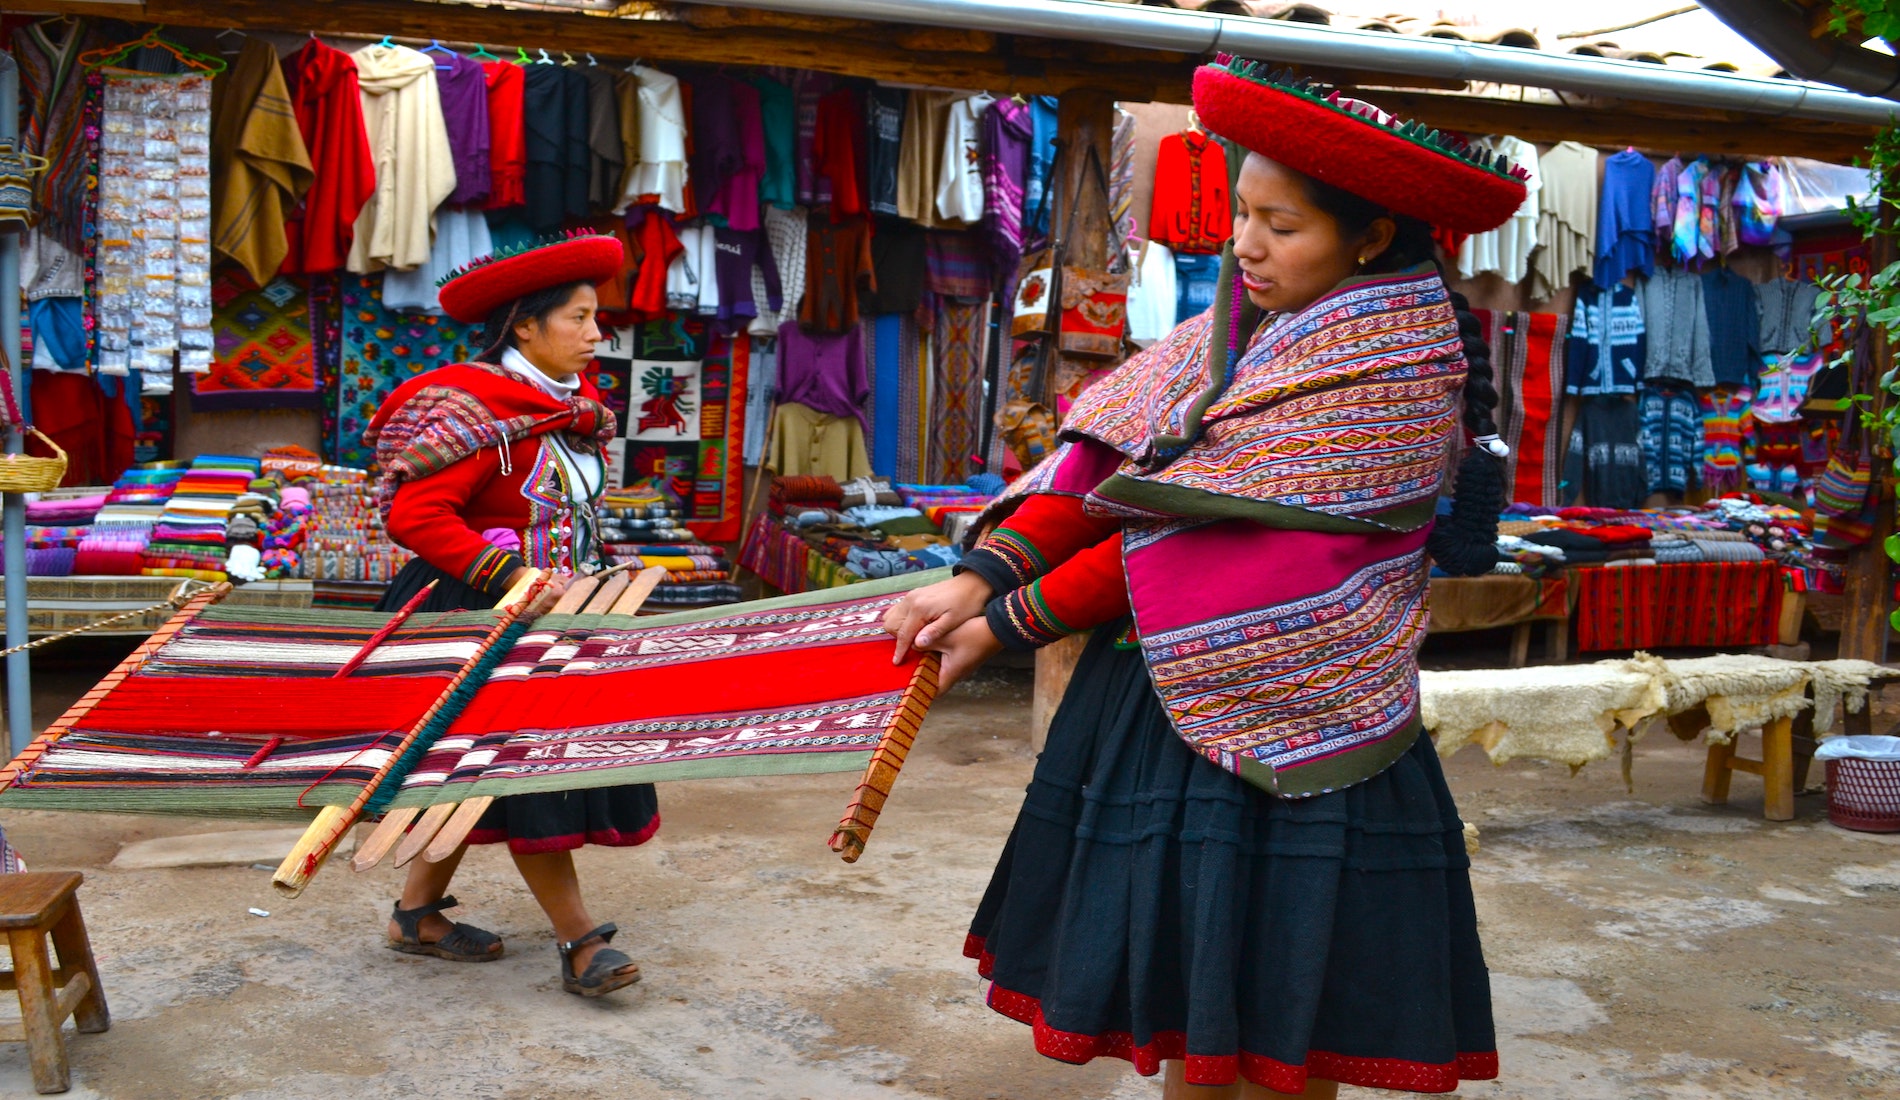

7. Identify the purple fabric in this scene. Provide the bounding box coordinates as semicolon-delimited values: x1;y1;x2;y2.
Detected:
984;98;1030;301
776;320;868;421
925;231;992;299
690;72;742;219
714;228;783;335
0;547;77;576
710;80;764;232
1594;149;1657;289
435;52;492;207
794;71;832;209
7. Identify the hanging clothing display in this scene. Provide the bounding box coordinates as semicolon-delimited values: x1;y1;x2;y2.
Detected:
1109;106;1138;252
753;75;798;211
1148;130;1231;255
896;90;955;228
11;18;95;251
96;72;215;386
1024;95;1059;238
481;59;527;210
1757;276;1820;355
770;401;872;481
936;93;994;226
210;37;314;287
580;65;622;211
347;44;456;273
381;207;495;314
801;217;877;334
1672;158;1713;265
1174;251;1221;324
709;79;765;231
860;221;927;316
814;87;866;221
1594;149;1656;288
983;97;1031;299
743;333;778;466
520;62;589;233
1638;384;1702;497
930;298;988;483
763;205;810;323
865;87;906;218
281;38;376;275
1702;267;1762;388
777;321;868;421
1529;141;1597;300
1651;156;1681;254
1641;270;1714;387
712;227;782;334
1699;385;1753;493
1563;397;1647;509
622;65;687;213
1564;284;1645;396
1473;309;1567;508
1455;136;1538;285
1125;241;1177;347
434;51;491;207
793;71;833;209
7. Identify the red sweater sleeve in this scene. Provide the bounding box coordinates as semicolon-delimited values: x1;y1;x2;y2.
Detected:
385;451;525;598
957;492;1121;594
986;530;1132;650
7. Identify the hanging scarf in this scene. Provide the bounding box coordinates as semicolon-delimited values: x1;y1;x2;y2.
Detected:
365;361;615;525
1000;251;1466;797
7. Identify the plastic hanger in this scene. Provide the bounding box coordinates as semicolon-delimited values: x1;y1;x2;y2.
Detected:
468;44;500;62
79;26;227;74
419;39;455;70
514;46;532;65
560;50;578;66
625;57;645;73
214;27;245;56
376;34;396;49
586;52;599;67
536;48;555;65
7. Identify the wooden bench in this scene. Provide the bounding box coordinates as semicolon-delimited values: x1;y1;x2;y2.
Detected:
0;872;110;1094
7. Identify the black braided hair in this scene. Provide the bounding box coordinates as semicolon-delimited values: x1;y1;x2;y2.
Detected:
1290;164;1504;576
473;279;592;364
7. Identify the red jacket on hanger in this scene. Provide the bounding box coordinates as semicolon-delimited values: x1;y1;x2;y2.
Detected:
280;39;376;275
1148;130;1232;255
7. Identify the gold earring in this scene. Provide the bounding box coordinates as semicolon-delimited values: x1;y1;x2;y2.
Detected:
1356;256;1368;266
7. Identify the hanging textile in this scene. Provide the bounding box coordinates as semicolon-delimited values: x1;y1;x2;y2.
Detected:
311;274;343;460
521;62;589;232
871;313;909;479
753;74;798;211
770;402;871;481
191;268;319;410
1563;397;1647;509
96;71;215;387
435;52;491;208
687;335;749;543
1638;384;1702;497
1699;384;1754;493
743;334;778;467
1024;95;1059;239
346;44;456;273
983;97;1030;302
935;93;994;226
210;37;314;287
929;298;987;484
864;85;905;218
380;207;494;314
1109;106;1138;252
1702;267;1762;388
11;17;96;251
1594;149;1655;288
1474;309;1566;507
1454;136;1538;285
1148;130;1231;255
1529;141;1597;300
1564;283;1645;396
896;90;955;228
334;273;475;468
815;86;867;221
620;317;708;503
581;65;622;211
481;59;527;210
1575;561;1781;652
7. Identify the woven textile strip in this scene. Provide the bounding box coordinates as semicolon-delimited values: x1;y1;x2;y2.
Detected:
335;273;475;468
192;268;319;410
1473;308;1566;507
930;298;986;484
1574;561;1782;652
0;605;509;815
895;314;926;484
385;571;947;806
687;335;748;543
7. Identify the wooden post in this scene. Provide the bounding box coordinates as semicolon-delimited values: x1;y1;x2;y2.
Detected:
1840;193;1897;671
1032;632;1090;752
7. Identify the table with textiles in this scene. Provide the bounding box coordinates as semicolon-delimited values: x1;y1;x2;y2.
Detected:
1427;573;1574;666
597;482;743;608
739;474;982;595
0;577;313;636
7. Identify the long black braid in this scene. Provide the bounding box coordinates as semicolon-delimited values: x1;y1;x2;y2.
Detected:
1294;173;1505;577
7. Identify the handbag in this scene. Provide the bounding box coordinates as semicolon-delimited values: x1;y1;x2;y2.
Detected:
1055;145;1131;361
1010;257;1057;337
0;140;48;235
996;343;1057;468
1813;411;1872;521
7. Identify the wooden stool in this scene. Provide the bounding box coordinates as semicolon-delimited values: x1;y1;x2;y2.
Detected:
1702;714;1797;821
0;872;110;1094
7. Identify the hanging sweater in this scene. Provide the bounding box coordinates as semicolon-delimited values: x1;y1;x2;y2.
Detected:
210;37;314;286
1530;141;1598;300
1456;136;1539;285
1594;150;1656;289
1565;284;1646;396
620;65;688;214
1148;131;1231;255
1640;270;1714;388
347;44;457;274
1757;276;1821;355
281;39;376;276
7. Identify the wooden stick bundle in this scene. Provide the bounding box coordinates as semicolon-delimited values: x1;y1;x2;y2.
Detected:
828;652;941;863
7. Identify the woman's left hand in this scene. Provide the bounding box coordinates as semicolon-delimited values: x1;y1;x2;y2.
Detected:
926;616;1006;692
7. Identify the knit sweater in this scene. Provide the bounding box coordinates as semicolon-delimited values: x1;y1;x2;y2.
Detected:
1640;270;1714;388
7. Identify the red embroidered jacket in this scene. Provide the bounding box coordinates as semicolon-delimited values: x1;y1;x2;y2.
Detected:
1148;131;1233;256
958;494;1129;649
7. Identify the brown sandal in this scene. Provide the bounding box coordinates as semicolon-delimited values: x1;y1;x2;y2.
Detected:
387;896;503;962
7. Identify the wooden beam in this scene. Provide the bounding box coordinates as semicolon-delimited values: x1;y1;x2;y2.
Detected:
1841;183;1896;666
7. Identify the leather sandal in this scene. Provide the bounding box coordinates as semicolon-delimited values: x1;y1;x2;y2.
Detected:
559;922;641;997
387;896;504;962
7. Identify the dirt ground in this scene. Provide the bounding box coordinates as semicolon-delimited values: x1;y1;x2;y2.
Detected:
1;641;1897;1100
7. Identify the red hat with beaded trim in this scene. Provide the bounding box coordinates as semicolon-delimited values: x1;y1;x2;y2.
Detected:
436;230;626;325
1192;56;1530;235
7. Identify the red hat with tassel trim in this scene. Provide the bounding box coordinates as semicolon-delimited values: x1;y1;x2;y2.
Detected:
436;230;626;325
1192;56;1530;234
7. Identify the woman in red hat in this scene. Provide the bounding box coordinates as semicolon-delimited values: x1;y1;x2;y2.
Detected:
886;59;1529;1096
363;232;649;998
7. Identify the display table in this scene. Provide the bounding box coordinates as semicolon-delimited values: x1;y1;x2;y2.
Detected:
0;577;313;636
1572;561;1785;652
1427;573;1571;666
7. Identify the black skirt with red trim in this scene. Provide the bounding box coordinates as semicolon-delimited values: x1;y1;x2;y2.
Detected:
378;559;661;855
966;626;1497;1094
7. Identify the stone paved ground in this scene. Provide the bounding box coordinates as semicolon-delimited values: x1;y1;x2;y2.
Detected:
0;648;1896;1099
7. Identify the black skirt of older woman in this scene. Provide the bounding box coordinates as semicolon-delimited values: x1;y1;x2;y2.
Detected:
377;559;661;852
966;626;1496;1094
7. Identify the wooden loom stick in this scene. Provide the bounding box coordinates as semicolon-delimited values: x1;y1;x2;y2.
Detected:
416;566;669;863
273;570;550;898
381;573;608;870
333;579;436;678
0;583;233;789
828;651;942;863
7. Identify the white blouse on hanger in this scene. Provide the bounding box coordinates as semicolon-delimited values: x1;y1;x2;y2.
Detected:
620;64;688;214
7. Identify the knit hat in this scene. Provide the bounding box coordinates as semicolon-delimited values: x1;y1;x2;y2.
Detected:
1192;56;1530;234
436;231;626;324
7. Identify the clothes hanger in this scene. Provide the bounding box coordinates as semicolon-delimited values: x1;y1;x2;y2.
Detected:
419;39;455;70
79;26;227;74
468;44;500;62
586;52;599;67
560;50;579;66
625;57;645;73
377;34;396;49
214;27;245;56
536;48;555;65
514;46;533;65
1186;109;1204;135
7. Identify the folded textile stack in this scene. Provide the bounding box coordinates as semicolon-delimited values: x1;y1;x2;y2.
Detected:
741;474;991;594
73;465;187;575
601;482;740;606
25;492;106;526
142;455;263;580
298;467;412;583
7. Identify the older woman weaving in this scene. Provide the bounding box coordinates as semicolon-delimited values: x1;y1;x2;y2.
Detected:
363;233;652;998
886;59;1523;1097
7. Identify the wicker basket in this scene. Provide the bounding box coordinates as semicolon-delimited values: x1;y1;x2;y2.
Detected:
1826;758;1900;833
0;427;68;493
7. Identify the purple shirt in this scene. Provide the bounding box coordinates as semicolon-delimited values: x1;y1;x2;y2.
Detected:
709;80;764;232
984;98;1030;299
690;72;742;219
714;228;783;335
435;52;492;207
777;320;868;421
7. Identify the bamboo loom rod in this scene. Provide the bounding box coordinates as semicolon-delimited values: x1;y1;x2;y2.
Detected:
272;570;550;897
412;566;670;864
829;651;942;863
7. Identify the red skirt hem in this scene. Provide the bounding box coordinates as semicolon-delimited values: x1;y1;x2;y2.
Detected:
465;813;662;854
962;933;1499;1095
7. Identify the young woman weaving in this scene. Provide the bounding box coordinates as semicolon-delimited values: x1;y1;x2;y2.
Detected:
364;233;653;998
885;59;1524;1097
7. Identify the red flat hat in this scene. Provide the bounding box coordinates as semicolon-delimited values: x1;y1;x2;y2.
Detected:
436;232;626;324
1193;58;1530;235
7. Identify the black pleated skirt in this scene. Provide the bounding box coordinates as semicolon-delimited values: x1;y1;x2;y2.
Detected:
967;626;1497;1094
377;558;661;854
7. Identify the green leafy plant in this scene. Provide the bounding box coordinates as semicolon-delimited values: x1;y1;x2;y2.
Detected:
1830;0;1900;44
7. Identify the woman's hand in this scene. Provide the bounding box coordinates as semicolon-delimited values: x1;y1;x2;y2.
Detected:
884;572;994;664
928;616;1006;692
504;567;571;615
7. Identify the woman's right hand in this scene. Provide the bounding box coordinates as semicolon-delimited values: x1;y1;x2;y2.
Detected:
884;572;995;664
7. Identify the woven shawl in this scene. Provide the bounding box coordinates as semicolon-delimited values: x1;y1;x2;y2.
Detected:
1016;253;1467;797
365;362;616;524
